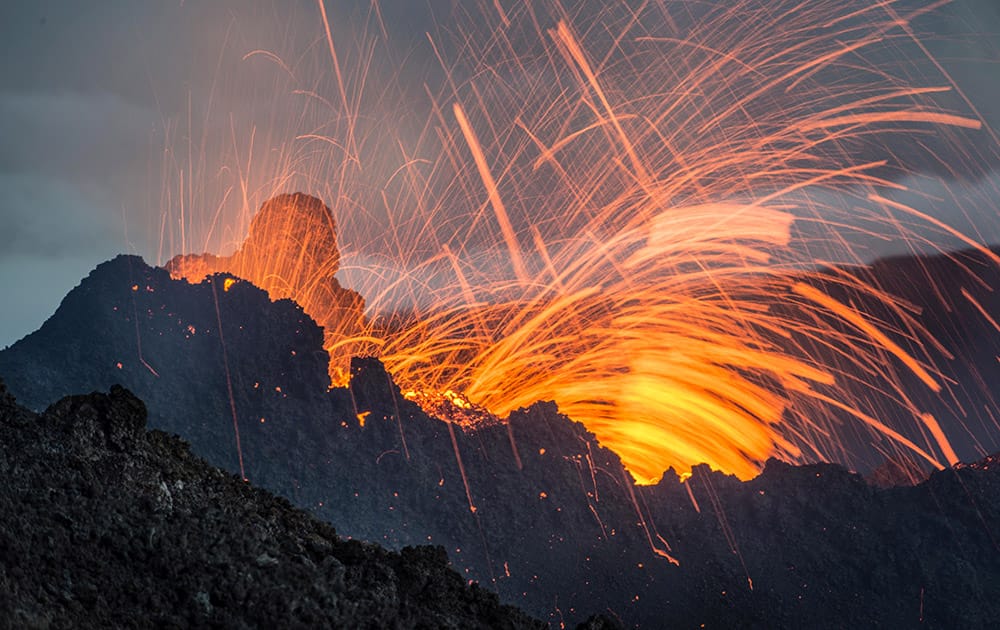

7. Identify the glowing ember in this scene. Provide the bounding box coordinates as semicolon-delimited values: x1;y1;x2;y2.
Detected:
158;0;998;484
402;388;497;429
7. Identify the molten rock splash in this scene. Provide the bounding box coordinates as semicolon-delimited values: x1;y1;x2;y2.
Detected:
165;193;366;385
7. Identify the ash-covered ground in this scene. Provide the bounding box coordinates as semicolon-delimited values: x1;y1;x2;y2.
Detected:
1;251;999;627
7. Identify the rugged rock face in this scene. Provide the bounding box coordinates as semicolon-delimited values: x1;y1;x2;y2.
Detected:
165;193;367;384
1;251;999;627
0;380;544;629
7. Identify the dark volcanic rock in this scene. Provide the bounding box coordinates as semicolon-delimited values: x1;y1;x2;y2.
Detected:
164;193;367;384
1;251;1000;627
0;379;542;629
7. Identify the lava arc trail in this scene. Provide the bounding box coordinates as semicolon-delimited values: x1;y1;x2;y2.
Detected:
165;0;999;483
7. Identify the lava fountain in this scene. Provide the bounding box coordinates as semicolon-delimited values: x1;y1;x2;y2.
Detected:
164;0;999;483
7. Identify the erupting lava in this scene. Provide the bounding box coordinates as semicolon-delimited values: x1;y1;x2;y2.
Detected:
161;0;998;483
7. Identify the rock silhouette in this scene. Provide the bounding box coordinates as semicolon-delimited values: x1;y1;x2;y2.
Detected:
165;193;366;385
1;248;999;627
0;379;545;629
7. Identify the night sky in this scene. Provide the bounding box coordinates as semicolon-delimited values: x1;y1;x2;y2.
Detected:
1;0;998;348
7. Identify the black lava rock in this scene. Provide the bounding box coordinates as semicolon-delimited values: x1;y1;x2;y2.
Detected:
1;249;999;628
0;379;543;629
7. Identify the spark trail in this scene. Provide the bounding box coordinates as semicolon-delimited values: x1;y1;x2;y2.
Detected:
163;0;998;484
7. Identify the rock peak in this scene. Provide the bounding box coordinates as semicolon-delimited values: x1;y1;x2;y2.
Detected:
164;193;367;385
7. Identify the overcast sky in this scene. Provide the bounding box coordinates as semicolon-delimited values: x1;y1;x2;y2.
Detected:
1;0;998;348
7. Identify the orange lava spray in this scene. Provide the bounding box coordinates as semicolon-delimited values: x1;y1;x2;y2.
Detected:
160;0;998;484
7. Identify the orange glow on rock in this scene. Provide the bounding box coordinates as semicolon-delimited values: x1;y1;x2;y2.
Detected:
166;194;366;387
156;0;996;484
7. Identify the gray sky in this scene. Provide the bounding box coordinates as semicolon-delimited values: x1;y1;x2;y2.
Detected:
1;0;998;348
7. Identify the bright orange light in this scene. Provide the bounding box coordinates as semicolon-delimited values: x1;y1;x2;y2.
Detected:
158;0;997;484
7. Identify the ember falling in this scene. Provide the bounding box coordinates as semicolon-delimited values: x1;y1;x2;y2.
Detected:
159;0;999;484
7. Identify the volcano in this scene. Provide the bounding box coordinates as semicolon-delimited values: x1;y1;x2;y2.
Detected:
1;237;999;626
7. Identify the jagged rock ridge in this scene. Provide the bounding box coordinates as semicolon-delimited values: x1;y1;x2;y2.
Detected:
0;380;545;629
165;193;367;384
1;252;999;627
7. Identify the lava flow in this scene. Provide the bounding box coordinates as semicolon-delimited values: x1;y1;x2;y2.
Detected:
163;0;999;484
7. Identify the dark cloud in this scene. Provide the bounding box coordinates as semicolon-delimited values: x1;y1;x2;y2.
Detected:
0;174;121;259
0;90;153;176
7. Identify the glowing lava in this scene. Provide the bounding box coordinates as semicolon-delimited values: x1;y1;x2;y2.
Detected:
159;0;998;484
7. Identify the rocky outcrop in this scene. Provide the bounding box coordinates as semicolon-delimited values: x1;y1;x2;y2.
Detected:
165;193;367;384
0;380;544;629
